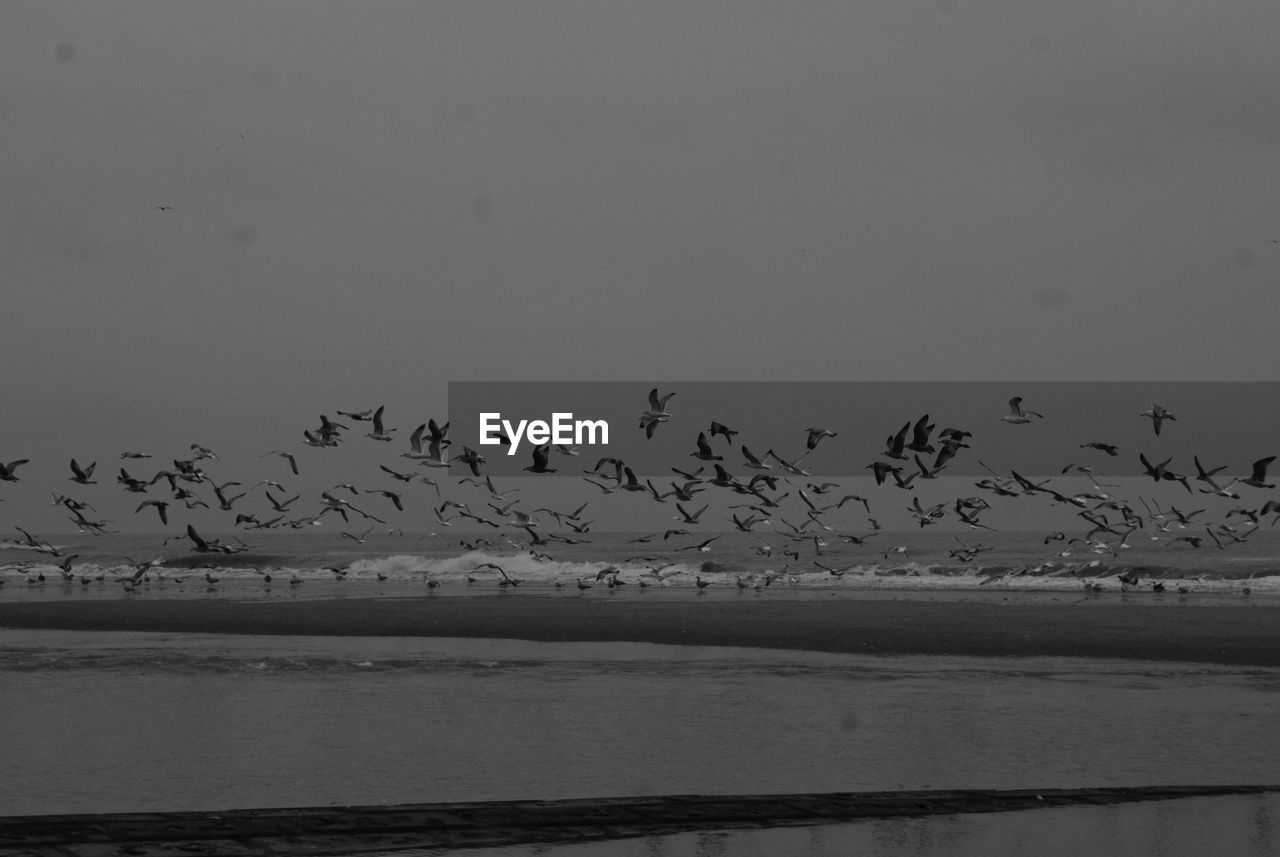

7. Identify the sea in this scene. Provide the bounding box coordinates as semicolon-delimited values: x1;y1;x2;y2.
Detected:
2;530;1279;856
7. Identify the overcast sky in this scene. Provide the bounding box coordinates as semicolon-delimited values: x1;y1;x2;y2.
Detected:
4;2;1279;532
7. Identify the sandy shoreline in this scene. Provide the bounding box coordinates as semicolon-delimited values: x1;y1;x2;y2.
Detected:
3;596;1279;666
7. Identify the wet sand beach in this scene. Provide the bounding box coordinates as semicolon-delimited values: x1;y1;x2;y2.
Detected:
3;595;1279;666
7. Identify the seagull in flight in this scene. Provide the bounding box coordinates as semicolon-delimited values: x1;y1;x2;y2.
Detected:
261;450;299;475
1240;456;1276;489
765;449;811;476
708;421;738;442
646;387;675;416
805;427;838;450
364;405;396;442
740;446;771;470
524;444;557;473
1000;397;1043;424
904;415;935;454
135;500;170;525
404;423;449;467
639;388;675;438
674;502;708;524
882;421;911;460
69;459;97;484
678;536;721;552
364;489;405;511
690;432;723;461
0;460;30;482
1139;404;1176;436
341;526;376;544
1139;453;1191;492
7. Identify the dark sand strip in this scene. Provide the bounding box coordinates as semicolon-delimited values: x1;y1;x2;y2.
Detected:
2;786;1276;856
3;597;1280;666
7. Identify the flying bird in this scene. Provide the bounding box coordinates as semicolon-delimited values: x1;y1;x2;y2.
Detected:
524;444;557;474
646;387;675;416
708;421;738;442
1000;397;1043;424
69;459;97;484
805;427;838;450
740;446;771;470
1139;404;1176;436
904;415;935;454
690;432;723;461
678;536;721;552
404;423;449;466
262;450;299;475
638;388;675;437
364;489;405;511
0;460;30;482
364;406;396;442
882;422;910;460
1241;456;1276;489
135;500;170;525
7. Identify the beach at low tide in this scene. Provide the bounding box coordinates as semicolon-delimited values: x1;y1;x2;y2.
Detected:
4;583;1279;856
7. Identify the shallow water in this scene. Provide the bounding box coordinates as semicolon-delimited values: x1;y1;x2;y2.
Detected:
3;630;1278;819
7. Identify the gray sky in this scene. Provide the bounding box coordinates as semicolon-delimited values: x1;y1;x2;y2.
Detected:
4;1;1280;533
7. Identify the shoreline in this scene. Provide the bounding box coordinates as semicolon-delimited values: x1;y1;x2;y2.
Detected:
4;787;1275;853
3;596;1279;666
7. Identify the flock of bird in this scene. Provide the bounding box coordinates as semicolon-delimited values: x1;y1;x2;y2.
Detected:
1;391;1277;595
